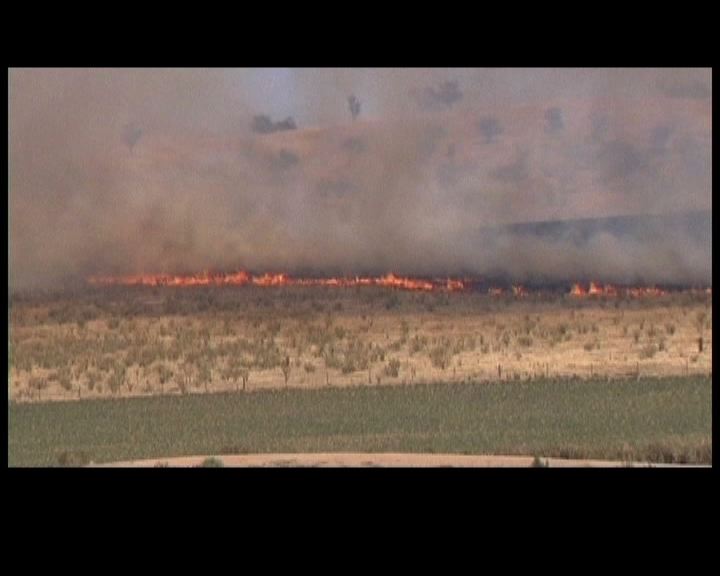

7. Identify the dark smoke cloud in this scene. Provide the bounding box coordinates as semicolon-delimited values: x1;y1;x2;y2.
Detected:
589;112;610;144
348;95;361;121
122;122;143;150
657;77;711;100
251;114;297;134
477;116;503;143
491;150;530;183
596;140;646;182
342;137;366;153
317;179;357;198
649;125;672;153
416;80;463;110
545;107;564;133
8;68;712;290
269;149;300;171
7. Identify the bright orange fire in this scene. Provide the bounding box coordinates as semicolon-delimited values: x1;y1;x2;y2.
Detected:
86;272;709;298
86;271;468;293
569;282;667;298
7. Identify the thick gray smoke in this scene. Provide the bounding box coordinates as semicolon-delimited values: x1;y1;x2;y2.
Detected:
9;68;712;290
416;80;463;110
251;115;297;134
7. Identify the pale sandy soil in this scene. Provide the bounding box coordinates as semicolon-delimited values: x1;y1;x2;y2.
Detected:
89;452;709;468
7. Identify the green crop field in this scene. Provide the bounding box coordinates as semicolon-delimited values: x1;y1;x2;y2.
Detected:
8;376;712;467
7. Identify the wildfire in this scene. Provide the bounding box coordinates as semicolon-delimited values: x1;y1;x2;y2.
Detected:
87;270;468;293
86;272;708;298
569;282;666;298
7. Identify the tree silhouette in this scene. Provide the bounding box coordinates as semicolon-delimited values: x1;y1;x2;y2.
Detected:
348;95;361;121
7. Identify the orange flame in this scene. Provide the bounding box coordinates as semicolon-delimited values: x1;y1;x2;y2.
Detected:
569;282;668;298
87;270;469;293
86;272;707;298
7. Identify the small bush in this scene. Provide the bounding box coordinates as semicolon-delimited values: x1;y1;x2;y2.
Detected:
57;450;91;467
517;335;533;348
384;358;401;378
639;344;657;359
198;457;224;468
429;344;452;370
531;456;548;468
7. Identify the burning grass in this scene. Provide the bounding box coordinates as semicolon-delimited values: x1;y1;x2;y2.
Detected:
7;375;712;467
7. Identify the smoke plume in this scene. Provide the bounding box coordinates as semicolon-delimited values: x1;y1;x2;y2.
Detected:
9;68;712;290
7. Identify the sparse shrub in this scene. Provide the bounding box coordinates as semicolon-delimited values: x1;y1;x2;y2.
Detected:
58;367;73;391
409;334;428;354
385;294;400;310
531;456;548;468
197;457;224;468
28;376;46;400
517;335;533;348
57;450;91;467
384;358;401;378
281;356;292;385
429;343;452;370
639;344;657;359
108;364;126;395
500;332;511;347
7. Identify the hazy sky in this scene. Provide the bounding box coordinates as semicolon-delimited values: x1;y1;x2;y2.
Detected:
9;68;712;288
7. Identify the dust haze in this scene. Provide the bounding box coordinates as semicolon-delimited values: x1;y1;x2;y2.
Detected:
9;68;712;290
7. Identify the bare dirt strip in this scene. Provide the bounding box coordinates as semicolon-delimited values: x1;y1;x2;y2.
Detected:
90;453;710;468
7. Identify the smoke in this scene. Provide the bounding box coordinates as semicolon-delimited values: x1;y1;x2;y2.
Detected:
545;107;564;133
122;122;143;150
657;76;711;100
9;68;712;290
348;95;361;121
251;114;297;134
477;116;503;143
491;149;530;183
415;80;463;110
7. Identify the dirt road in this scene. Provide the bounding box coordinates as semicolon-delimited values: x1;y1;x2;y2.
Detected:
90;452;709;468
